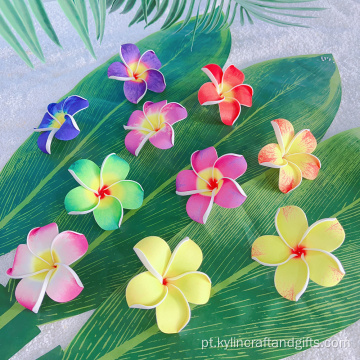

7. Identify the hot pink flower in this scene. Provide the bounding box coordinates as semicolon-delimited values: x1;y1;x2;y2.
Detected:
198;64;253;126
176;147;247;224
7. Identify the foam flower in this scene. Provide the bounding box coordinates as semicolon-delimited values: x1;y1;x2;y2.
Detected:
108;43;166;104
251;206;345;301
34;95;89;154
258;119;321;194
64;153;144;230
124;100;187;156
126;236;211;333
176;147;247;224
198;64;253;126
7;223;88;313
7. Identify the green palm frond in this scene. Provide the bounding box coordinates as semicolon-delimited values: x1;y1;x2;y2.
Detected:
0;0;324;67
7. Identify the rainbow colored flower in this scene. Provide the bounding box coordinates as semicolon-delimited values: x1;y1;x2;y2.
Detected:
64;153;144;230
252;206;345;301
7;223;88;313
258;119;321;193
108;43;166;104
124;100;187;156
34;95;89;154
198;64;253;126
176;147;247;224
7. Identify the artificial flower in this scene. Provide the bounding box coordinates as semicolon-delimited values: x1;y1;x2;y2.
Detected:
176;146;247;224
258;119;321;193
126;236;211;334
7;223;88;313
108;43;166;104
34;95;89;154
198;64;253;126
124;100;187;156
64;153;144;230
251;206;345;301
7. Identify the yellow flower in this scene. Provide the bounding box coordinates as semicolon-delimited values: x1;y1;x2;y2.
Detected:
251;206;345;301
126;236;211;333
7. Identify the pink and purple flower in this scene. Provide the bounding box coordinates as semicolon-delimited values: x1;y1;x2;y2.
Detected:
7;223;88;313
108;44;166;104
176;147;248;224
34;95;89;154
124;100;187;156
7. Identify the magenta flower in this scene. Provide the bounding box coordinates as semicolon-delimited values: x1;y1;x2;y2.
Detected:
108;43;166;104
124;100;187;156
176;147;248;224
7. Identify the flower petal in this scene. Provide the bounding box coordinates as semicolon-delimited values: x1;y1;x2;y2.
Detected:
141;69;166;93
46;264;83;302
120;43;141;68
176;170;199;195
300;218;345;252
108;180;144;209
186;193;214;224
214;178;247;208
149;123;174;149
258;144;287;168
287;129;317;154
222;65;245;90
144;100;167;121
54;115;80;141
252;235;293;266
214;154;247;179
37;112;59;130
271;119;294;154
133;236;171;279
279;161;302;194
305;249;345;287
65;186;99;214
126;109;150;129
275;257;309;301
156;284;190;333
226;84;253;107
219;98;241;126
93;196;123;230
168;271;211;305
160;102;187;125
201;64;223;87
126;271;168;309
100;153;130;186
191;147;218;174
108;62;132;81
285;153;321;180
63;96;89;116
68;159;100;192
275;206;308;249
37;130;56;155
125;130;153;156
139;50;161;70
51;231;88;265
124;79;147;104
164;237;203;278
198;82;223;105
48;100;65;116
27;223;58;259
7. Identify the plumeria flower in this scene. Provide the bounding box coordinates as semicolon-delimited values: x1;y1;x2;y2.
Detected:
258;119;321;194
126;236;211;334
176;147;247;224
124;100;187;156
64;153;144;231
252;206;345;301
7;223;88;313
108;43;166;104
198;64;253;126
34;95;89;154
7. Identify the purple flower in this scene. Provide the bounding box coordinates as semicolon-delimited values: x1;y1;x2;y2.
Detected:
34;96;89;154
108;44;166;104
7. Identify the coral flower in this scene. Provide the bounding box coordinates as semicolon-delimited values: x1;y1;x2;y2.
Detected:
108;43;166;103
258;119;321;193
252;206;345;301
198;64;253;125
126;236;211;333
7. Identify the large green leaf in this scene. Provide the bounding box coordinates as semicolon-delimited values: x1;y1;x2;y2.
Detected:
62;127;360;360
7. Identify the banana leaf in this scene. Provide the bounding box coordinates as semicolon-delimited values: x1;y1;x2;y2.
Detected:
62;127;360;359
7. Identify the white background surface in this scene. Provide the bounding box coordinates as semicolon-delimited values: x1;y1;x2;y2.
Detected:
0;0;359;359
